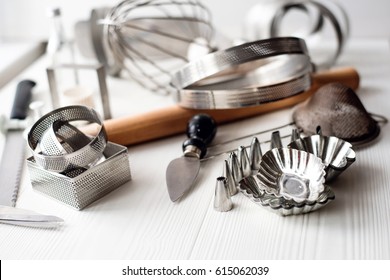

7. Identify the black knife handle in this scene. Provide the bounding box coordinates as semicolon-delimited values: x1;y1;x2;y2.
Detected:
182;114;217;159
10;80;36;120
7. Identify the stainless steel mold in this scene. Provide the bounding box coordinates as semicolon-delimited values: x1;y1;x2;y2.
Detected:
256;148;326;204
26;106;131;210
27;142;131;210
239;175;334;216
288;131;356;182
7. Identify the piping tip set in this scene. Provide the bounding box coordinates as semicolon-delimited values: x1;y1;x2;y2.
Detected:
214;128;356;216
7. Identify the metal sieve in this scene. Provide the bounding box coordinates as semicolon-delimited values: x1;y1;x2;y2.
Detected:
201;83;385;162
293;82;383;146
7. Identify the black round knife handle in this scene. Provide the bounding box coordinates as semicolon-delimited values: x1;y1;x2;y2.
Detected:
10;80;36;120
183;114;217;159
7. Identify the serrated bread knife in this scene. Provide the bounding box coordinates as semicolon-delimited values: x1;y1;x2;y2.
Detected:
0;80;36;206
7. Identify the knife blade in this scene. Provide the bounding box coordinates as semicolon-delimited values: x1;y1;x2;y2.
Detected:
0;80;36;206
0;205;64;228
166;114;217;202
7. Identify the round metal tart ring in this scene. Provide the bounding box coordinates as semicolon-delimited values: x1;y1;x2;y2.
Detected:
171;37;312;109
27;105;107;173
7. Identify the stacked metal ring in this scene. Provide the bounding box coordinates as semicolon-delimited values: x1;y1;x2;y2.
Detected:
27;106;107;173
171;37;312;109
244;0;349;69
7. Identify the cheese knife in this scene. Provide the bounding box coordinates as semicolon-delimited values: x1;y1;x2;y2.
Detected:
166;114;217;202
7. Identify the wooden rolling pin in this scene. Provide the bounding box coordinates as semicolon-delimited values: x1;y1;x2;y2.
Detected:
97;67;360;146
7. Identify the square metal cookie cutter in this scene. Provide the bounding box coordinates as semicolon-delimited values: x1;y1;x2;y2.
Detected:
27;141;131;210
26;105;131;210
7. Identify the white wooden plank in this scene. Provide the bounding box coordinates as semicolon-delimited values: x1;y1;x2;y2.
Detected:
1;39;390;260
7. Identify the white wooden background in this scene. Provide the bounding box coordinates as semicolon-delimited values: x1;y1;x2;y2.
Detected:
0;37;389;259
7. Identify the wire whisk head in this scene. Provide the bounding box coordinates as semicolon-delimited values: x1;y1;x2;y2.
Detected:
103;0;216;94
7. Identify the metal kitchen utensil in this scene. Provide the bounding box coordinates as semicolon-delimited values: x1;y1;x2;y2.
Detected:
270;131;283;149
166;114;217;202
244;0;349;69
214;176;233;212
255;148;326;204
288;127;356;182
26;106;131;210
0;205;64;228
28;106;107;173
217;120;359;215
27;141;131;210
74;7;122;77
249;137;262;171
228;152;242;186
0;80;36;207
293;82;383;146
238;146;251;178
39;121;91;156
203;123;297;162
101;0;216;94
260;127;356;183
82;67;359;147
201;82;385;162
172;37;312;109
222;159;237;196
239;176;335;216
222;136;334;216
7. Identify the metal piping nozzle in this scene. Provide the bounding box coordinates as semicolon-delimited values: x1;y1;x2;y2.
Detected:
223;160;238;196
270;130;283;149
290;128;301;142
229;152;243;185
214;176;233;212
238;146;251;177
249;137;262;171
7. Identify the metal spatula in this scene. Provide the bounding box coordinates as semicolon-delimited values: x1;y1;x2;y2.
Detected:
166;114;217;202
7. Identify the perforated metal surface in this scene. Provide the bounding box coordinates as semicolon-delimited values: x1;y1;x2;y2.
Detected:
40;121;88;155
171;37;312;109
177;73;312;109
293;82;380;145
26;106;132;209
28;106;107;172
27;142;131;210
172;37;309;89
